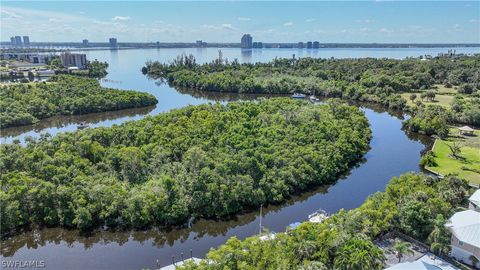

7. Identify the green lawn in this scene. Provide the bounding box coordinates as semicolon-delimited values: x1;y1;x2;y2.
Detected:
426;128;480;185
400;84;471;109
401;92;454;108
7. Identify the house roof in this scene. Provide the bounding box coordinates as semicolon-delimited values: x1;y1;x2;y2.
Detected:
469;190;480;207
458;126;474;131
384;255;460;270
445;210;480;248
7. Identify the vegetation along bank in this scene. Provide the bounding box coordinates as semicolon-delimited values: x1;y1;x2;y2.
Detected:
0;75;158;128
0;98;371;235
143;54;479;137
178;173;471;270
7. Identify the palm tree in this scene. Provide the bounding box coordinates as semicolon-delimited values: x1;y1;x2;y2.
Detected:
334;238;385;270
469;255;479;269
391;240;414;263
428;215;451;256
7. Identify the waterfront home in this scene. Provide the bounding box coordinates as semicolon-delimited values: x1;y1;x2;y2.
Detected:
384;254;460;270
445;190;480;267
469;190;480;211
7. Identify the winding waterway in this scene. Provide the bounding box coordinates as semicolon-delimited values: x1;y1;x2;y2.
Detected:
1;47;477;269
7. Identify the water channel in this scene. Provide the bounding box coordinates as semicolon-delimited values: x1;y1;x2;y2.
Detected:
2;47;477;269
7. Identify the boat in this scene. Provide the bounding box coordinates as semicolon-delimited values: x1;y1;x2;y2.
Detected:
158;257;202;270
291;93;306;99
77;122;89;129
309;95;320;102
308;209;329;223
259;233;276;241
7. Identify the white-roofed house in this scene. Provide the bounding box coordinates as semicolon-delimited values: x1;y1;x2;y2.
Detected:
445;190;480;267
469;190;480;211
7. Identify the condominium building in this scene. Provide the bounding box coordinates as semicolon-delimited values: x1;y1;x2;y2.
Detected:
241;34;253;49
109;38;118;48
23;36;30;47
60;52;87;69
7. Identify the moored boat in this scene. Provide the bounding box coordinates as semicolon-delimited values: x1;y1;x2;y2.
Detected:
291;92;306;99
77;122;89;129
308;209;329;223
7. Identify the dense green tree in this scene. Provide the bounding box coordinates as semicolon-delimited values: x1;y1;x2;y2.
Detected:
144;54;480;117
0;98;371;233
178;173;469;270
0;75;157;128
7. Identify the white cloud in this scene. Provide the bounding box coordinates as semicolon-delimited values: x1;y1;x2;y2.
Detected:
221;23;235;30
359;27;370;32
340;29;348;33
356;19;377;23
112;16;131;21
48;18;61;22
379;28;393;33
237;17;251;21
283;22;293;27
0;8;22;20
305;18;315;22
470;19;479;23
201;23;236;31
453;23;463;32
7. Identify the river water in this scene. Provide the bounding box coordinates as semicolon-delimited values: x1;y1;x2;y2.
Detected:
1;47;477;269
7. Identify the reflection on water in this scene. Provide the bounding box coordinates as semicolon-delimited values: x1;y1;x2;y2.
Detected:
0;106;156;139
0;47;441;269
0;102;433;270
0;184;332;258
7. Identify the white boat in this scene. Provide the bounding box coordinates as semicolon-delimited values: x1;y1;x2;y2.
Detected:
308;209;329;223
309;95;319;102
259;233;276;241
159;257;202;270
77;122;89;129
291;93;306;99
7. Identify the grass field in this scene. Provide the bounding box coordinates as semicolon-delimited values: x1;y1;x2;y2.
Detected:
401;92;454;108
400;85;471;109
426;127;480;185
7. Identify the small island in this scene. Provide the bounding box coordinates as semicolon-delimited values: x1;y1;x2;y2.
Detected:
0;75;158;128
1;98;370;235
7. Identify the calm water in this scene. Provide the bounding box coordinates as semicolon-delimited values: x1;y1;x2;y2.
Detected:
1;47;478;143
1;47;468;269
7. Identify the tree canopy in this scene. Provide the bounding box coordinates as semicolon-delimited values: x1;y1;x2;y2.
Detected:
0;75;157;128
143;54;480;112
178;173;469;270
1;98;371;234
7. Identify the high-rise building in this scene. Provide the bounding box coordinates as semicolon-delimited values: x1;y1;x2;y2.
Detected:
109;38;118;48
306;41;313;49
253;42;263;48
298;42;304;49
313;41;320;49
60;52;87;69
82;39;89;47
10;37;16;47
23;36;30;47
15;36;22;47
241;34;253;49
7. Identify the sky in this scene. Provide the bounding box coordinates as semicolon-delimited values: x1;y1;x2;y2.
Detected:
1;1;479;43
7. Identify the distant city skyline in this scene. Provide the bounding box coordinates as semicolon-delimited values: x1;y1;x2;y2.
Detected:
1;1;479;43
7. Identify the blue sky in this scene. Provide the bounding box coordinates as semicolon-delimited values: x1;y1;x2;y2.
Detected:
1;1;479;43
